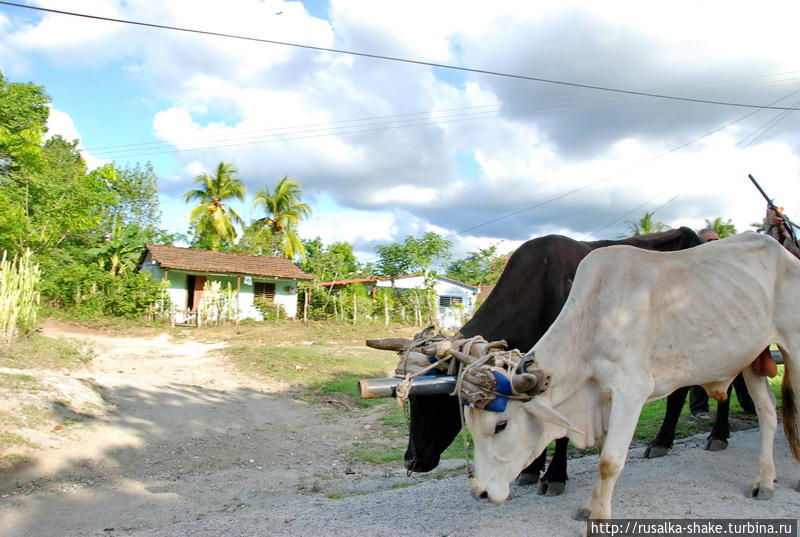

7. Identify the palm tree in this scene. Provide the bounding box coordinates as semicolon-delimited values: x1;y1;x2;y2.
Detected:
625;211;670;236
704;217;737;238
183;162;246;250
252;176;311;260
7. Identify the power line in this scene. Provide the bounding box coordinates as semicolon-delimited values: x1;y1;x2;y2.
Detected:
88;74;800;160
83;71;800;155
736;94;800;149
587;91;800;235
452;96;774;238
3;0;800;112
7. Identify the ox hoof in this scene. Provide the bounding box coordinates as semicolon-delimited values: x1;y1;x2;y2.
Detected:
750;486;774;501
644;445;669;459
516;473;539;486
573;507;592;521
704;438;728;452
544;481;566;496
796;480;800;493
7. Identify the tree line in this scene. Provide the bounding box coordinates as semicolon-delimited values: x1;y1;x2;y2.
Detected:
1;70;744;333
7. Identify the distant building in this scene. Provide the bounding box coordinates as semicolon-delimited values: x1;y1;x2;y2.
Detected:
138;244;313;321
317;273;479;330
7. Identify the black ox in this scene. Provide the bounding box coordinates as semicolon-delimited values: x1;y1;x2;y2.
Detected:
384;227;746;496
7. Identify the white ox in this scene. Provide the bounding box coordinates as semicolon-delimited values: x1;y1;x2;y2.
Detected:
464;232;800;519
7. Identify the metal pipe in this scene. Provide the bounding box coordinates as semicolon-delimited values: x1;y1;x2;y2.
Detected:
358;375;457;399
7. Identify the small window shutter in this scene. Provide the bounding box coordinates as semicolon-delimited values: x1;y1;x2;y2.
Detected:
254;282;276;301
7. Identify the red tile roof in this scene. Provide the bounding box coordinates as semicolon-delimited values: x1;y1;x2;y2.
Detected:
144;244;313;280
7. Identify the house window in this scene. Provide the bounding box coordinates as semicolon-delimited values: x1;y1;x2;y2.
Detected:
254;282;276;302
439;296;463;308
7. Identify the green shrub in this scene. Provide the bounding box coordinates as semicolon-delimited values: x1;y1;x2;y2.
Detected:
40;262;167;319
0;249;41;345
253;297;284;321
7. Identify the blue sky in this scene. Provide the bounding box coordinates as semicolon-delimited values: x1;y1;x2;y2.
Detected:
2;0;800;260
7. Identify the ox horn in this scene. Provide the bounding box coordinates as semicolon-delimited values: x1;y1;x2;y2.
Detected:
448;348;480;366
365;338;412;351
511;370;552;396
421;339;456;357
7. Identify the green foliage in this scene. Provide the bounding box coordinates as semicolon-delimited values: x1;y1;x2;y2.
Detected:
0;249;41;345
446;244;508;286
300;237;366;281
302;282;436;326
375;232;452;279
0;74;49;177
1;136;118;256
230;221;282;256
703;217;737;238
41;263;167;319
0;71;176;321
88;219;148;276
0;73;50;135
253;297;284;320
252;176;312;260
184;162;246;251
623;211;670;237
103;162;162;233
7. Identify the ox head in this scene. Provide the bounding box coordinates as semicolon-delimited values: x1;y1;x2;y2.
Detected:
458;352;580;504
366;327;460;473
365;328;510;474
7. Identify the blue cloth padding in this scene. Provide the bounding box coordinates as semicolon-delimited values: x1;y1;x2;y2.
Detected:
484;396;509;412
462;370;512;412
493;370;512;395
423;355;440;375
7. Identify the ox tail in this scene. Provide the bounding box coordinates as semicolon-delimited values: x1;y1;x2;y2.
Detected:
782;361;800;461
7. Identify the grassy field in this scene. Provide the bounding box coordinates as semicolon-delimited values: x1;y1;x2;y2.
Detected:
194;320;417;403
0;333;95;371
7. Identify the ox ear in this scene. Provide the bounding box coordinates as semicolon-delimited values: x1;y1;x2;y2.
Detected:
523;399;583;435
414;325;436;340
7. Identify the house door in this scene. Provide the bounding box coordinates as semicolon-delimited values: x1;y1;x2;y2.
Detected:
186;275;207;311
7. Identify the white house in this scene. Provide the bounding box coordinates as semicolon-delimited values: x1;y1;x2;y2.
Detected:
138;244;313;321
317;273;479;330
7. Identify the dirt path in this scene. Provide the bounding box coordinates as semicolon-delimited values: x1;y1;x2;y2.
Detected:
1;323;799;537
0;322;402;537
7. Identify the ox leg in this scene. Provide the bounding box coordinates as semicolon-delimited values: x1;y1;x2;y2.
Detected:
576;389;647;521
732;373;756;414
517;450;545;486
538;437;568;496
704;385;731;451
741;367;777;500
645;386;688;458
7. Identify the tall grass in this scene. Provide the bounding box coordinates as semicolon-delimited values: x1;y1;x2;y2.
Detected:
0;249;41;346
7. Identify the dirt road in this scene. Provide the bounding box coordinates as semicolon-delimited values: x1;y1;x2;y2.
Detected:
1;324;798;537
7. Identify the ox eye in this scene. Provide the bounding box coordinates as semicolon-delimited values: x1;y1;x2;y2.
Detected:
494;420;508;434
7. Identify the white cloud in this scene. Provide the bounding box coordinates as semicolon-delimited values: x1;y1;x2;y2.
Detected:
4;0;800;250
